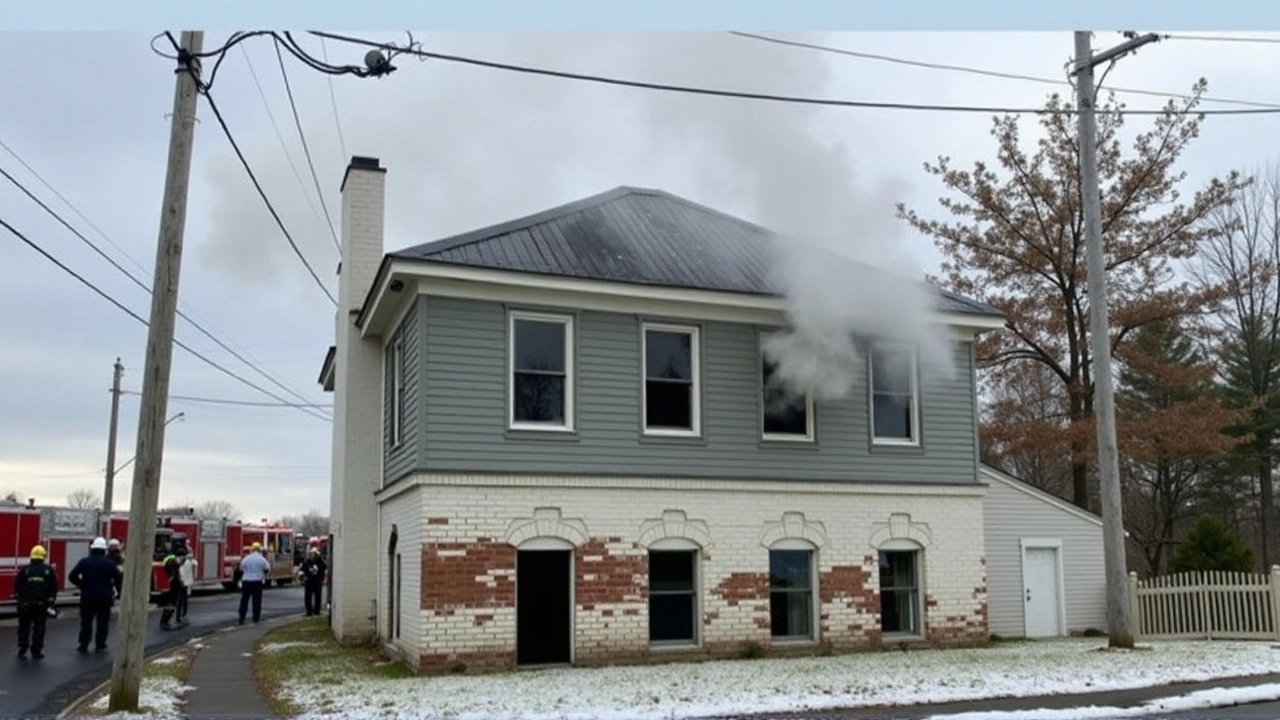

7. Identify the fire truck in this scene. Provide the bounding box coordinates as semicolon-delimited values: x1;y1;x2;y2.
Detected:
0;499;41;603
221;522;300;588
103;511;231;597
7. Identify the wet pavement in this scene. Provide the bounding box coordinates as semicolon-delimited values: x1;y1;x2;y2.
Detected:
0;585;304;718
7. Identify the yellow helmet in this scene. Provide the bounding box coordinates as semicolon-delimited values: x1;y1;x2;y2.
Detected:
30;545;46;560
251;542;262;551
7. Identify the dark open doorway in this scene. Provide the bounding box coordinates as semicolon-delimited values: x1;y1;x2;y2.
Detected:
516;549;573;665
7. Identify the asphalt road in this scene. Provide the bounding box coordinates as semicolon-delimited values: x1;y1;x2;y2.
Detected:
0;585;305;718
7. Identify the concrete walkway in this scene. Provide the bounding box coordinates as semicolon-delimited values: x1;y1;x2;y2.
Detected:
182;614;302;719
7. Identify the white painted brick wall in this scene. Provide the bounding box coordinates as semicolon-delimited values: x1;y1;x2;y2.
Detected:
330;160;386;642
385;474;987;669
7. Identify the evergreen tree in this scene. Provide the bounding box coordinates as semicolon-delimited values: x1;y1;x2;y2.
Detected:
1170;515;1255;573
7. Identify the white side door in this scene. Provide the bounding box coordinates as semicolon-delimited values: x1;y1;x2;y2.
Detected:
1023;545;1063;637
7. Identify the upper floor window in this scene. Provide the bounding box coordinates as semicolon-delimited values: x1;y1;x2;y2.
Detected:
762;357;814;441
509;311;574;431
870;344;919;445
388;335;404;447
642;323;700;436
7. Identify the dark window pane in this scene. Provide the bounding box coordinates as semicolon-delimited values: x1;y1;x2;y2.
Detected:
872;349;912;394
649;551;695;592
513;373;565;423
646;380;692;429
646;330;692;380
769;590;812;638
879;550;920;634
769;550;811;590
873;394;912;440
649;592;696;642
763;360;808;435
514;319;566;372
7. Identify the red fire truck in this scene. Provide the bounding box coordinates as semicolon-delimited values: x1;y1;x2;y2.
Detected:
0;500;42;604
103;511;231;597
221;522;299;588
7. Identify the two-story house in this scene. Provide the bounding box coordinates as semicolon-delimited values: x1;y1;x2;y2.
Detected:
320;156;1007;674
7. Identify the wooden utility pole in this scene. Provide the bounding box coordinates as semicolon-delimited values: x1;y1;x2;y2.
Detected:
1072;30;1159;650
102;358;123;515
107;30;203;712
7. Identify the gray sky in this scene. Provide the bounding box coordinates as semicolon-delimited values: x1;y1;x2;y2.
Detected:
0;31;1275;521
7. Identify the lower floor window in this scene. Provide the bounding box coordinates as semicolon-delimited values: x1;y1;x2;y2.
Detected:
769;549;813;639
879;549;921;634
649;550;697;643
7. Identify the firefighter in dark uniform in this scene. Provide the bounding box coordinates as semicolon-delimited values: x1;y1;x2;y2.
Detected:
15;545;57;660
297;546;328;616
68;536;122;653
159;548;189;630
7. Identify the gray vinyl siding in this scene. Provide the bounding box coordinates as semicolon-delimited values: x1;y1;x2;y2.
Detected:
982;468;1107;636
417;295;981;484
382;301;420;486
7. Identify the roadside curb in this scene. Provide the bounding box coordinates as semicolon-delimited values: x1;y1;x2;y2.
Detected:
54;624;240;720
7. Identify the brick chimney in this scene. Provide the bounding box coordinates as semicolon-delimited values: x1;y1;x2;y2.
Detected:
329;156;386;643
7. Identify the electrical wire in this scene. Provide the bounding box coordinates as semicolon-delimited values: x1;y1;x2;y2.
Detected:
0;216;332;423
319;35;350;161
728;31;1280;110
273;36;342;254
122;389;333;408
1165;34;1280;45
309;30;1280;116
0;162;333;422
240;43;333;251
197;85;339;306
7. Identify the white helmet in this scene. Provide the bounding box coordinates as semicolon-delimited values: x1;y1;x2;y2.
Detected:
91;537;108;551
108;539;121;549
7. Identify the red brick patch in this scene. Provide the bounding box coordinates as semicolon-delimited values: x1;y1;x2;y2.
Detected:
421;540;515;610
712;572;769;607
427;517;449;525
575;538;647;605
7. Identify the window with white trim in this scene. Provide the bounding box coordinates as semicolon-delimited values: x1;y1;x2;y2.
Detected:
388;335;404;447
878;545;923;635
769;544;815;640
870;345;919;444
642;324;700;435
762;356;813;440
509;312;574;430
648;541;699;645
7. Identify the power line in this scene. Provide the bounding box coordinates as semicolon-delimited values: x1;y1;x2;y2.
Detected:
0;216;332;423
197;85;338;306
728;31;1280;111
319;35;350;161
0;161;332;421
239;43;333;250
273;36;342;254
122;389;333;408
1165;34;1280;45
309;31;1280;116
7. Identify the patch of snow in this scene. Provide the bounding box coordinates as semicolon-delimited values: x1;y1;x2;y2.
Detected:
926;683;1280;719
86;676;192;720
278;639;1280;720
259;641;322;654
148;655;184;667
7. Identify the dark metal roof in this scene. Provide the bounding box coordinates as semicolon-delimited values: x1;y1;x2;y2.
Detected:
391;186;1004;318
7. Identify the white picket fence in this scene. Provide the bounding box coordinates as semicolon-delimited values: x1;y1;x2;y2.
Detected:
1128;566;1280;641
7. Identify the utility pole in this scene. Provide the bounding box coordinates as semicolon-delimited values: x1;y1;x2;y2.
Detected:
107;30;203;712
1072;30;1159;650
102;358;123;516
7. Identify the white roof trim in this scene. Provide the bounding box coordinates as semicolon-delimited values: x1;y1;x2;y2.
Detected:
360;259;1006;337
980;464;1104;528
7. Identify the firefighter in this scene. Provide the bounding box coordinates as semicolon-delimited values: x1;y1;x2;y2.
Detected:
159;548;191;630
297;546;327;617
68;537;123;653
107;539;124;600
237;541;271;625
15;545;57;660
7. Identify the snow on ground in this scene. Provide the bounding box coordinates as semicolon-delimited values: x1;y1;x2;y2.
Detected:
147;655;185;666
926;683;1280;720
281;640;1280;720
260;640;322;653
83;677;192;720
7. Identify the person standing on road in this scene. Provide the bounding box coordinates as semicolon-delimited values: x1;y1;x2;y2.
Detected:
14;545;58;660
237;541;271;625
106;539;124;600
68;537;123;653
177;546;197;624
297;547;327;617
159;548;191;630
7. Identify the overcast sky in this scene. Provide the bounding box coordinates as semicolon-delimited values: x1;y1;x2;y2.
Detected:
0;31;1276;521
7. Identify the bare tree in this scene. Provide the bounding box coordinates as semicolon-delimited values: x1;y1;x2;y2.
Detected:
2;489;24;504
195;499;240;521
279;510;330;538
66;487;102;510
1196;163;1280;568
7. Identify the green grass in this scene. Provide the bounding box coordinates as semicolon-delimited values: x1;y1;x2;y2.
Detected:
252;617;412;716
